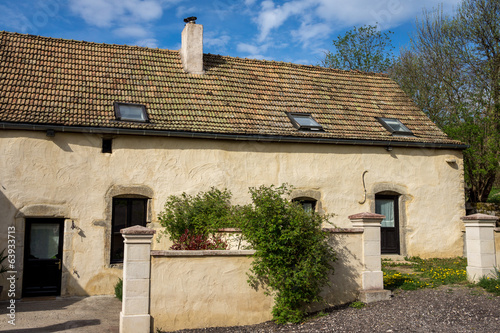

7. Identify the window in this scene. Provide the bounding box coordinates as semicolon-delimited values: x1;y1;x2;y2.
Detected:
292;198;317;213
102;138;112;153
114;102;148;122
377;117;413;136
287;113;323;131
111;198;148;263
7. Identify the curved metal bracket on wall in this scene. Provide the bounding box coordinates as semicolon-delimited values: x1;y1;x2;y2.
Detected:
358;170;368;204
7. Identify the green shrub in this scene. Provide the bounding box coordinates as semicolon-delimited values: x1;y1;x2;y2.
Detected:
240;184;337;324
115;278;123;301
158;188;235;242
477;268;500;295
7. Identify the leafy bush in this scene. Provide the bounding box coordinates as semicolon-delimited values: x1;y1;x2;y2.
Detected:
114;278;123;301
240;184;337;324
170;229;228;250
158;188;235;242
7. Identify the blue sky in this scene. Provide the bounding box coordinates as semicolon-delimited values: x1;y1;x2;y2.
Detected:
0;0;462;66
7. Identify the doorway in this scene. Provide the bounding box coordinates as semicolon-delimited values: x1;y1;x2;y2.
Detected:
23;218;65;297
375;195;400;254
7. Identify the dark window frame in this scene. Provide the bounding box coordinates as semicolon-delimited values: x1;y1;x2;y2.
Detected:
376;117;413;136
114;102;149;122
292;197;317;213
110;197;148;263
286;112;323;131
102;138;112;153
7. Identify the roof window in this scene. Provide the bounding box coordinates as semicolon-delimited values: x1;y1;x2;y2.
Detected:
377;117;413;136
287;113;323;131
114;102;148;122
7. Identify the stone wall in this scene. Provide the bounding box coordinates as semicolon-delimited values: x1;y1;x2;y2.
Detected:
0;130;465;300
471;203;500;221
148;229;367;332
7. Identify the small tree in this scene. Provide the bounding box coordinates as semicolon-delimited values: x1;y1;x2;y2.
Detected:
158;187;234;244
240;184;337;324
321;24;395;73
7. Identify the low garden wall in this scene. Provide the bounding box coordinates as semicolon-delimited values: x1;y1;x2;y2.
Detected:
150;250;273;331
149;229;365;332
119;213;390;333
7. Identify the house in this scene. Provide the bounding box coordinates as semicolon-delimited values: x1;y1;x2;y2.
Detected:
0;20;467;300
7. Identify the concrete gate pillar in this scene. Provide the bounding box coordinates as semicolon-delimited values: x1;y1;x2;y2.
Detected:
462;213;498;283
120;225;156;333
349;212;391;302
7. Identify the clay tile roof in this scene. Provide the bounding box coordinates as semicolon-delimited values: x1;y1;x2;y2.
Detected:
0;31;463;145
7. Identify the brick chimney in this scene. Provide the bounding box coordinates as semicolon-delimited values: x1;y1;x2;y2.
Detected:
180;17;205;74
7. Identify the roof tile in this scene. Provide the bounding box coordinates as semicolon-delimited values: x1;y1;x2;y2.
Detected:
0;31;461;145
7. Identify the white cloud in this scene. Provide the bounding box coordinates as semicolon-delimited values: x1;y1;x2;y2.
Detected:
175;6;197;18
255;0;313;42
0;5;35;33
69;0;163;28
248;0;462;58
242;54;273;61
205;34;231;49
114;25;149;38
291;21;331;47
237;43;259;54
135;38;159;48
313;0;461;30
237;42;268;55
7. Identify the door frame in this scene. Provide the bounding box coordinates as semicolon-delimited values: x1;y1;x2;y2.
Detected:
22;218;65;297
375;194;401;254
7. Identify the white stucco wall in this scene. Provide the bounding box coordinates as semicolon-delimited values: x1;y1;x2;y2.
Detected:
0;130;465;299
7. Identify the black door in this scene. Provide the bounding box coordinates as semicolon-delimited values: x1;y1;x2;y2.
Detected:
375;195;400;254
23;218;64;297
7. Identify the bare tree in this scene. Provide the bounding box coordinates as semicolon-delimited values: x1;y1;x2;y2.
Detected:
389;1;500;202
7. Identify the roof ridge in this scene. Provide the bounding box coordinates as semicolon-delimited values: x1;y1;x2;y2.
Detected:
1;30;387;77
204;52;389;77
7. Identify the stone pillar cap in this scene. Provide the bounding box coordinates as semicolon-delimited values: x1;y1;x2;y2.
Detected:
348;212;385;220
461;213;499;221
120;225;156;235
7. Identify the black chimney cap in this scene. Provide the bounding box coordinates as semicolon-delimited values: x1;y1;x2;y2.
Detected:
184;16;197;23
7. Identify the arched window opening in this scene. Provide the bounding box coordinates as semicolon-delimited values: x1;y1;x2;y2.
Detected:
111;196;148;263
292;197;317;213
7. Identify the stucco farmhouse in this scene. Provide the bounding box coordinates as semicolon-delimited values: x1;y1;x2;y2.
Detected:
0;21;467;299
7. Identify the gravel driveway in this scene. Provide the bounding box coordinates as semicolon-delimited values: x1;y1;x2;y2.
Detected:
171;286;500;332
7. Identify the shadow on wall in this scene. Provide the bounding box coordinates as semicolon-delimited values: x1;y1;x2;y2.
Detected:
316;233;362;309
0;188;18;300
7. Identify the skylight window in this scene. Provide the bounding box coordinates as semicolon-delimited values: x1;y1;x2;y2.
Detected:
287;113;323;131
377;117;413;136
114;102;148;122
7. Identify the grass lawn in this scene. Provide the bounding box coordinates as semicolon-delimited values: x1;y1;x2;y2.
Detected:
382;257;500;294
